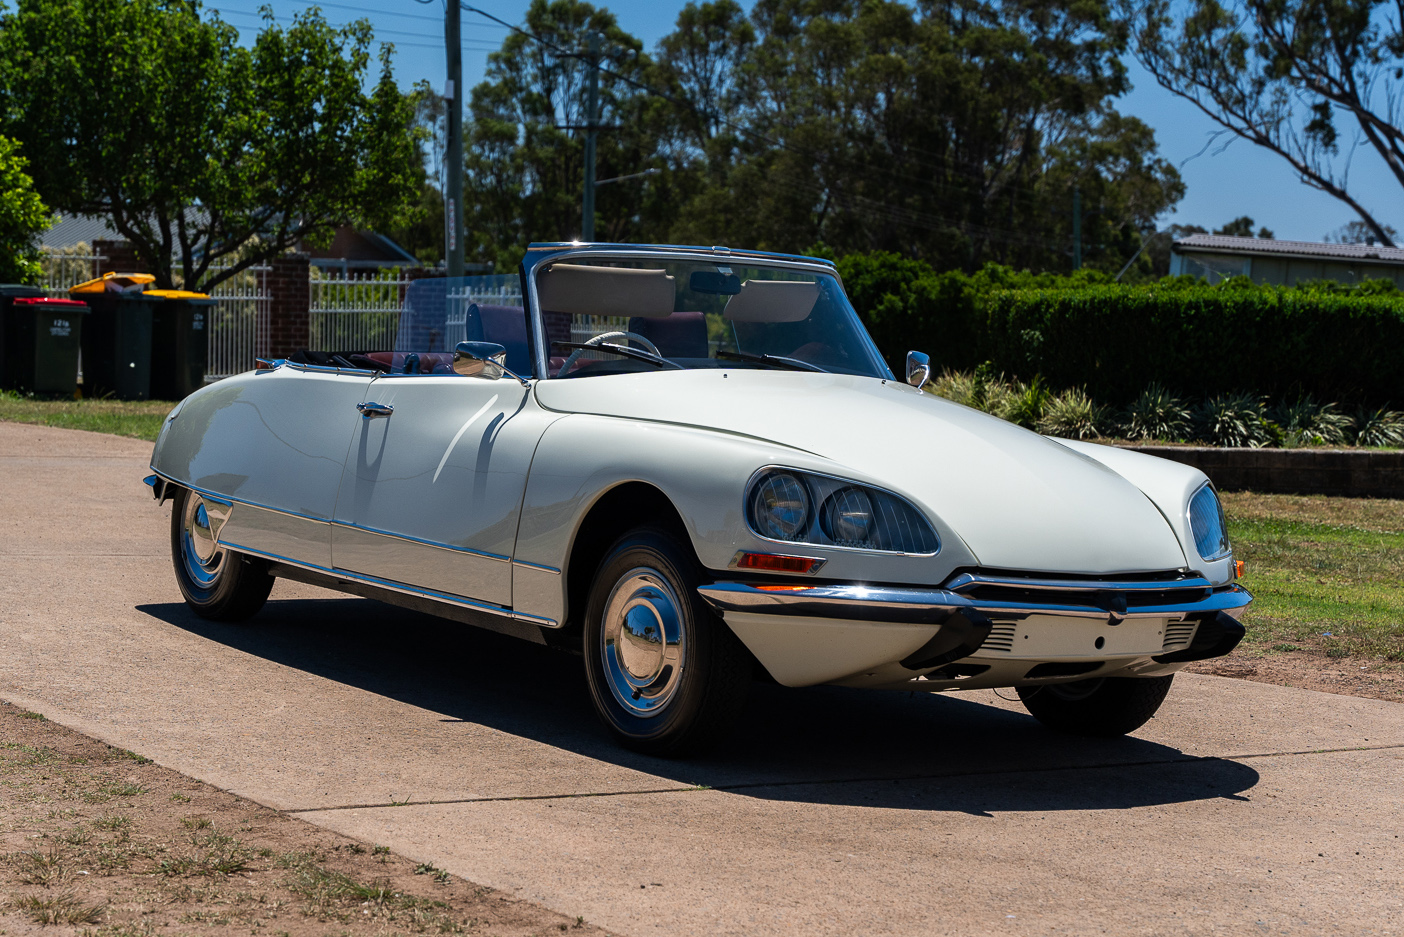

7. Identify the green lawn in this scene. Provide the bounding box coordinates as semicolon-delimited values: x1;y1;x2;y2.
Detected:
1225;491;1404;661
0;390;174;441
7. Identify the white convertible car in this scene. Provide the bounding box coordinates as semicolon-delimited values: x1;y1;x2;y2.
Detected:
145;243;1250;754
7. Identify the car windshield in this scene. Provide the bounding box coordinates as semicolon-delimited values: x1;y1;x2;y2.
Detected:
533;256;889;380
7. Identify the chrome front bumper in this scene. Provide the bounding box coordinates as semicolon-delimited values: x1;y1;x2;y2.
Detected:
696;578;1254;625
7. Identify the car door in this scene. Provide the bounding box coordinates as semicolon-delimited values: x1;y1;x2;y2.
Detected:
330;372;539;606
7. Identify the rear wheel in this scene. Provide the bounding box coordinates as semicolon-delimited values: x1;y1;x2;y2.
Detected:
169;486;273;621
582;527;751;756
1016;675;1174;737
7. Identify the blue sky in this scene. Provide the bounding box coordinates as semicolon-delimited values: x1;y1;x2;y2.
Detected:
208;0;1404;242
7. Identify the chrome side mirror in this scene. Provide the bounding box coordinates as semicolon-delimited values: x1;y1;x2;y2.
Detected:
453;341;507;379
452;341;531;387
905;350;931;388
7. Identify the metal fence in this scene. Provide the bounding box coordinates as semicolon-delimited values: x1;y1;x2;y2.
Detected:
203;266;271;381
39;250;269;383
40;252;103;295
309;274;523;352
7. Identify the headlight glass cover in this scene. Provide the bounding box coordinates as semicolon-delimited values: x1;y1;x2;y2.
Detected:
746;469;939;554
1188;483;1232;561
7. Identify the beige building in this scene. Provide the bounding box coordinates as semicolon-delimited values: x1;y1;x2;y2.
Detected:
1170;233;1404;287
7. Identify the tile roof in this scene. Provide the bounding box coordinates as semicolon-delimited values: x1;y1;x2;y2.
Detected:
1173;233;1404;264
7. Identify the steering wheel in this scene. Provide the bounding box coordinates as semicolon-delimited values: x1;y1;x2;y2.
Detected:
558;330;665;376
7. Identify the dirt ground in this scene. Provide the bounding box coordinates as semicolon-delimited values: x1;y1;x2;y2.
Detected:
1188;649;1404;703
0;702;607;937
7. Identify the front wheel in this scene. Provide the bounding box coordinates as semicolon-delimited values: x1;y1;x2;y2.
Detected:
582;527;751;756
169;486;273;621
1016;675;1174;737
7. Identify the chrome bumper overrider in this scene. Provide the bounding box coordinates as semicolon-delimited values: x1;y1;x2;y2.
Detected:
696;580;1254;624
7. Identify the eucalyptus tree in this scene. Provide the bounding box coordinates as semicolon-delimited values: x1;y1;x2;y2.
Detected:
1126;0;1404;247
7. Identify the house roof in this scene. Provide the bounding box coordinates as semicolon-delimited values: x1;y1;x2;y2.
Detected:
1173;233;1404;266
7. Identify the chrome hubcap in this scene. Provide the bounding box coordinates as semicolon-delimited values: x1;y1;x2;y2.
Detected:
601;568;686;717
181;494;226;588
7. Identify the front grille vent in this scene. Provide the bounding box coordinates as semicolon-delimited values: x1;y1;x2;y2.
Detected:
1162;620;1199;651
980;621;1017;653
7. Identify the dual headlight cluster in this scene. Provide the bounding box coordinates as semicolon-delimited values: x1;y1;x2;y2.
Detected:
746;469;940;554
1188;483;1232;561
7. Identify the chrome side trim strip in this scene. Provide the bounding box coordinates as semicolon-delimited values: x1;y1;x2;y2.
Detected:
696;581;1254;625
945;572;1214;593
512;559;562;575
219;539;559;628
150;471;512;563
150;472;330;525
332;519;511;563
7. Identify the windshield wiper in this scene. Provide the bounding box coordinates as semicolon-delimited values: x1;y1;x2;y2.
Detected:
551;341;683;370
716;350;828;373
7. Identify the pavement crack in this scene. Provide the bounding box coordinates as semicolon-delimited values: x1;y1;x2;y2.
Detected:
286;742;1404;814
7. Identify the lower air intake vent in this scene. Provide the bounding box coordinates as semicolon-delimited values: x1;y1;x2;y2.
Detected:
1163;620;1199;652
1024;661;1103;679
980;621;1017;653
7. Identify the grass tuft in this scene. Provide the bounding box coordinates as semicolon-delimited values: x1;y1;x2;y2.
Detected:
12;891;105;925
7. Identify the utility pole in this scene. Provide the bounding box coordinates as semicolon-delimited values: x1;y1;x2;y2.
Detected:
444;0;464;276
581;31;600;242
1071;187;1082;271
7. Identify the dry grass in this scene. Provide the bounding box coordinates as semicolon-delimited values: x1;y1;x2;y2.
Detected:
0;701;603;937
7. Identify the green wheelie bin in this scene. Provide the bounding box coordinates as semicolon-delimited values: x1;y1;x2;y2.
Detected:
1;293;90;396
147;289;215;399
71;273;156;399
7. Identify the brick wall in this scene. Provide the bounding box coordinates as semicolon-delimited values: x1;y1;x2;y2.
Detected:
92;240;146;277
1116;445;1404;498
266;254;311;360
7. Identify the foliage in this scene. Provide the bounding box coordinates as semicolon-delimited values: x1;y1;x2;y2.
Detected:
1355;408;1404;448
1121;383;1192;441
0;0;421;291
1036;387;1107;439
0;134;51;283
1193;393;1271;448
1269;397;1354;447
976;283;1404;407
463;0;1183;274
1125;0;1404;246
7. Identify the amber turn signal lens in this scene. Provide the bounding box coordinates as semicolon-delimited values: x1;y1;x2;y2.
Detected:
1235;559;1246;579
754;584;813;592
735;552;823;574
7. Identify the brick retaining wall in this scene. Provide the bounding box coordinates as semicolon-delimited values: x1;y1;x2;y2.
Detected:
1117;445;1404;498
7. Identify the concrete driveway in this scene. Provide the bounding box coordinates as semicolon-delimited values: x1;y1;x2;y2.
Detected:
1;421;1401;936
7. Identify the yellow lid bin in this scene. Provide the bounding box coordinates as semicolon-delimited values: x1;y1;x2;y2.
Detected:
69;272;157;294
144;289;210;300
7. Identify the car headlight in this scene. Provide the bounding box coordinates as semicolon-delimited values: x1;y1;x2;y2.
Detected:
1188;483;1231;561
749;471;811;540
746;469;939;554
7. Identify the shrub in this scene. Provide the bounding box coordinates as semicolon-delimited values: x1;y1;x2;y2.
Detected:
1269;397;1354;447
1355;408;1404;448
975;284;1404;407
1194;393;1272;448
1120;383;1192;441
1037;388;1107;439
992;375;1050;428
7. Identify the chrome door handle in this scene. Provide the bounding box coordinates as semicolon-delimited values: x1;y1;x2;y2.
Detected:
357;401;394;418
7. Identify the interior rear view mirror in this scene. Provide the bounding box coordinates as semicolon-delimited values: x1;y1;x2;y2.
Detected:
689;271;742;295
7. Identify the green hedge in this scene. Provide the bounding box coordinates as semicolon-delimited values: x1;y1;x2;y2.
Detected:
838;252;1404;407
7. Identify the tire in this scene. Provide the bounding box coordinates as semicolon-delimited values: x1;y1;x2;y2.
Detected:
1016;675;1175;738
582;527;751;756
169;486;273;621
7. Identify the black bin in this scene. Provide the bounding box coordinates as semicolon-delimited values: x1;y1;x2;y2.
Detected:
2;295;90;396
0;284;46;388
147;290;214;399
72;275;156;400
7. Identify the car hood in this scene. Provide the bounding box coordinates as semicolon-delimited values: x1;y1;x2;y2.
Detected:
533;370;1188;574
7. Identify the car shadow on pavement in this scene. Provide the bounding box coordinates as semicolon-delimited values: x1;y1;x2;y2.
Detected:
140;597;1260;814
